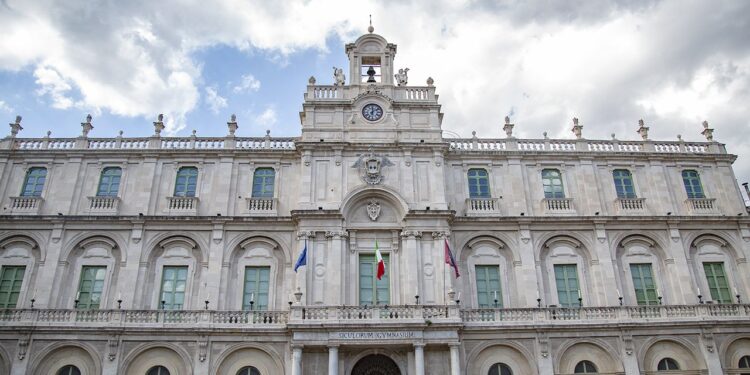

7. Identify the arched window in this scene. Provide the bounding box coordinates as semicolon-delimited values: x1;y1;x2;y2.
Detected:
174;167;198;197
146;365;170;375
574;360;598;373
237;366;262;375
657;357;680;371
739;355;750;368
97;167;122;196
21;167;47;197
488;362;512;375
467;168;490;198
56;365;81;375
541;169;564;198
612;169;636;198
252;168;275;198
681;170;705;199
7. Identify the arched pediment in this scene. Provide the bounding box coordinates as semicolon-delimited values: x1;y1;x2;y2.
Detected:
159;237;197;250
341;186;408;227
0;236;38;250
78;236;118;250
239;237;279;250
544;236;582;250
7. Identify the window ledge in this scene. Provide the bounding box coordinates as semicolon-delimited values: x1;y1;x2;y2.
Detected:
465;197;501;216
9;196;43;215
167;196;199;215
87;196;120;215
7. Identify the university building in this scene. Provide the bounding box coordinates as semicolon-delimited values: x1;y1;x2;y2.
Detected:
1;30;750;375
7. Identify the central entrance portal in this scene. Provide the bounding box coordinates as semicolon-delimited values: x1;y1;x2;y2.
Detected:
351;354;401;375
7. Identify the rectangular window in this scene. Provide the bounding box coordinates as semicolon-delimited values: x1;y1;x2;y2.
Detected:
703;262;732;304
174;167;198;197
0;266;25;308
359;254;389;305
160;266;188;310
613;169;636;198
475;265;502;308
77;266;106;309
97;167;122;197
542;169;565;198
467;168;491;198
554;264;580;307
251;168;275;198
630;263;659;305
242;266;270;310
21;167;47;197
682;170;705;199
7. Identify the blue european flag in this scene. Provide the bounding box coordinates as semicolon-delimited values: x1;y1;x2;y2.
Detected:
294;241;307;272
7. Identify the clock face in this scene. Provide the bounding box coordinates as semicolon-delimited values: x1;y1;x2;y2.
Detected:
362;103;383;122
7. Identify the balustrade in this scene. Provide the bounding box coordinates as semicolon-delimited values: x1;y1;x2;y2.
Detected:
9;196;42;214
167;196;198;214
543;198;574;213
466;198;501;216
684;198;718;215
246;197;277;216
87;196;120;214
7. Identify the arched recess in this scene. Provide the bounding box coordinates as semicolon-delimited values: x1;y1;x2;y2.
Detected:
640;338;706;373
138;236;204;309
55;236;123;309
688;234;742;304
467;342;537;375
0;235;42;308
212;343;284;375
30;342;101;375
0;344;11;375
537;235;595;307
120;343;192;375
458;236;518;308
556;341;623;374
345;348;407;375
723;337;750;372
221;236;286;310
615;234;670;305
340;185;408;229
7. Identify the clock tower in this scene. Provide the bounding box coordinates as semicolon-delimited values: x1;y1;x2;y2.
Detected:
299;28;444;144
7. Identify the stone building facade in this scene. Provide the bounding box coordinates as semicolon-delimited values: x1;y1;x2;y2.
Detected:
1;31;750;375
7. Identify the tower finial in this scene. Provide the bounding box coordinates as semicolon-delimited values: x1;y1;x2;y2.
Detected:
368;15;374;33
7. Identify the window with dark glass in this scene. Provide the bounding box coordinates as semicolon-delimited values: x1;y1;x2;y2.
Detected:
574;360;597;373
468;168;490;198
0;266;25;308
613;169;636;198
56;365;81;375
97;167;122;196
488;362;512;375
657;358;680;371
739;355;750;371
146;366;170;375
21;167;47;197
174;167;198;197
243;266;270;310
542;169;565;198
237;366;261;375
252;168;275;198
681;170;705;199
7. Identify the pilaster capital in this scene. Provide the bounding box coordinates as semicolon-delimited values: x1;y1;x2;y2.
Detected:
297;231;314;240
400;230;422;239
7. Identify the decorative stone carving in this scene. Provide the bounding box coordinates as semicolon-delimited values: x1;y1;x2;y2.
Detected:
333;67;346;86
153;114;165;135
308;76;316;85
351;149;394;185
395;68;409;86
17;332;30;360
9;115;22;137
108;334;120;361
227;114;238;136
637;119;649;140
366;200;381;221
701;120;714;141
400;230;422;239
325;231;348;239
81;114;93;137
503;116;514;138
571;117;583;139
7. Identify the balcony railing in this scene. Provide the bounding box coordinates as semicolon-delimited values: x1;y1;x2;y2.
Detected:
465;198;501;216
447;137;723;154
614;197;646;215
87;196;120;214
167;196;198;215
246;197;278;216
684;198;719;215
289;305;461;324
9;136;296;151
9;196;43;214
543;198;575;214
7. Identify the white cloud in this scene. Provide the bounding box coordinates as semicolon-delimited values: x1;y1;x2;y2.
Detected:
205;86;228;114
0;101;13;113
254;107;277;128
232;74;261;93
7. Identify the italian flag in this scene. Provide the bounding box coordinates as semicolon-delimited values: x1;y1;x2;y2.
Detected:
375;240;385;280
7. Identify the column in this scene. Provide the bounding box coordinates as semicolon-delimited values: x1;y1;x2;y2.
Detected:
327;345;339;375
414;344;425;375
292;345;303;375
449;343;461;375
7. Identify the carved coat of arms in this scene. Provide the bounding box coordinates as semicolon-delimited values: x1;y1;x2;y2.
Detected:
351;149;394;185
366;200;381;221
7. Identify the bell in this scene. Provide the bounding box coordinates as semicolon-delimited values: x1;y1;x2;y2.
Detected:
366;66;377;83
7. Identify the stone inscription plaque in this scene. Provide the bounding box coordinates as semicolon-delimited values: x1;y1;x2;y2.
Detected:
332;331;421;340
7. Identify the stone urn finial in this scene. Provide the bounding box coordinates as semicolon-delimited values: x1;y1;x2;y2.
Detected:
81;113;93;137
227;114;238;136
153;114;165;136
571;117;583;139
9;115;22;137
308;76;316;85
700;120;714;142
503;116;514;138
426;77;434;86
636;119;649;140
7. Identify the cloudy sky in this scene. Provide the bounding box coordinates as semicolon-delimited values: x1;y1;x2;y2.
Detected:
1;0;749;193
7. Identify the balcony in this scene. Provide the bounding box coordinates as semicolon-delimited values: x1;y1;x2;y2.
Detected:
465;198;501;216
8;196;43;215
542;198;575;214
87;196;120;215
289;305;461;326
245;197;278;216
614;197;646;215
167;196;199;215
684;198;718;215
